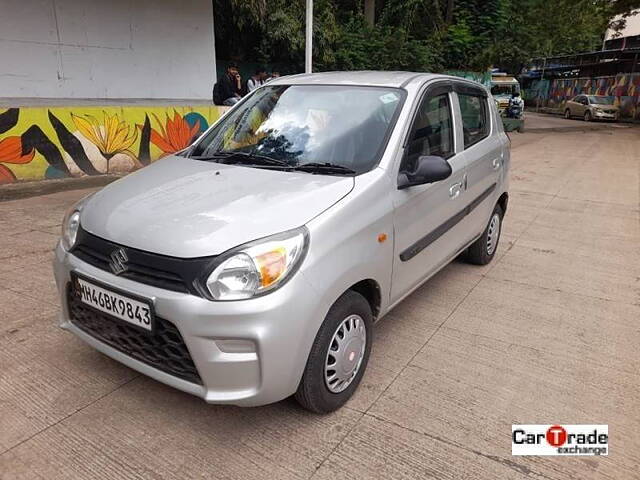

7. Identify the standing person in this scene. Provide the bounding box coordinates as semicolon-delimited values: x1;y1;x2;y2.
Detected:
212;63;242;106
246;68;267;93
507;91;524;118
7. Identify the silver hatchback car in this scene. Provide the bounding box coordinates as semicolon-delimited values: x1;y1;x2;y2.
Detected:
54;72;509;413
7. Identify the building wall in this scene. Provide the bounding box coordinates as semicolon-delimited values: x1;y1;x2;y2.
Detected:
605;10;640;41
531;74;640;120
0;0;215;99
0;105;227;183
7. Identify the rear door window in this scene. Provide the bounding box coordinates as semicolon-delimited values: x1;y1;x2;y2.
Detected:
458;94;490;148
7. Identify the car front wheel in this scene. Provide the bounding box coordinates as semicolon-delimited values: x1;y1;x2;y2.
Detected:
564;109;571;119
584;111;592;122
295;290;372;413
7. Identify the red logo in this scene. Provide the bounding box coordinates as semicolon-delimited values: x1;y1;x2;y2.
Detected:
546;425;567;447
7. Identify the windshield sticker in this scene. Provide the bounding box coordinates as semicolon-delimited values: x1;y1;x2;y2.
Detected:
379;92;399;104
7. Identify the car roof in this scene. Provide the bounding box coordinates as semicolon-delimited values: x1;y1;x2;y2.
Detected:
269;71;445;88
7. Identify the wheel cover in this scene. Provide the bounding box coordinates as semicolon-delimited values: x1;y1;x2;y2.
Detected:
486;213;501;256
324;314;366;393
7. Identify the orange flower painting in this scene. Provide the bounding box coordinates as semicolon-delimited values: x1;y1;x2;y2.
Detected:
149;111;201;156
0;136;35;184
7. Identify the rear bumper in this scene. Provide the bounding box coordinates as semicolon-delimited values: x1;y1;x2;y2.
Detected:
53;241;325;407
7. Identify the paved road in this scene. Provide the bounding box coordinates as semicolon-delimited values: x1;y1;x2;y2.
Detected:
524;111;634;132
1;125;639;479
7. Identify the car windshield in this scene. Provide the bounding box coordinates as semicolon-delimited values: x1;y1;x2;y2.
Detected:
190;85;405;174
491;84;518;96
588;95;615;105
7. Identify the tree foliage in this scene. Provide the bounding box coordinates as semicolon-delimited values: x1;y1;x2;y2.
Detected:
213;0;640;73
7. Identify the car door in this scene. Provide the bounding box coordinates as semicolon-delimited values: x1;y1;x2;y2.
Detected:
390;82;472;304
455;83;505;239
584;96;593;115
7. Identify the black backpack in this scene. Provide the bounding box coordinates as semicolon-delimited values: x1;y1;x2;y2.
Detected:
241;79;250;97
212;81;223;105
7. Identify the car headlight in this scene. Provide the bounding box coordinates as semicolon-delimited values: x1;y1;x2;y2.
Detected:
204;227;309;301
60;192;95;251
61;209;81;251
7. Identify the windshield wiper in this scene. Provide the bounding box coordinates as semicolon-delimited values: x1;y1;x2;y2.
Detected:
190;151;289;168
191;154;355;175
292;162;356;175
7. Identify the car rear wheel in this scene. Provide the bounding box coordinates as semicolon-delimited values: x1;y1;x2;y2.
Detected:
564;109;571;119
466;204;503;265
295;290;372;413
584;111;592;122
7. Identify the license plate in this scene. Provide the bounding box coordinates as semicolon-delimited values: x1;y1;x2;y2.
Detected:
72;273;154;332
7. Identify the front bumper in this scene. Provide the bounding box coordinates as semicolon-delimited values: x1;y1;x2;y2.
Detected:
53;242;325;407
593;110;618;120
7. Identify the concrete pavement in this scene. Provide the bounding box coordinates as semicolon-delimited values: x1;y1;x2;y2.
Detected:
1;126;639;479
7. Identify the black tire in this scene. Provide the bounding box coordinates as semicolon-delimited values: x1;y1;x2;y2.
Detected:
466;204;503;265
564;109;571;119
295;290;373;413
584;111;592;122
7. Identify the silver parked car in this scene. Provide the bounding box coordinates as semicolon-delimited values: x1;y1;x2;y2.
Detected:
53;72;510;413
564;95;619;122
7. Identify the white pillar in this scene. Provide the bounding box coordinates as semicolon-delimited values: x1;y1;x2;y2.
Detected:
364;0;375;26
305;0;313;73
211;2;217;83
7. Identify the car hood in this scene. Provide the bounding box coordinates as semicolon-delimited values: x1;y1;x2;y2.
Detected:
593;104;619;110
81;156;354;257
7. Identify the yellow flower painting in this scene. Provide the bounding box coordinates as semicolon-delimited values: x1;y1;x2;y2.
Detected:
72;112;138;172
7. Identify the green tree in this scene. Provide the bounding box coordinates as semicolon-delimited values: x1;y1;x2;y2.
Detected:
213;0;640;74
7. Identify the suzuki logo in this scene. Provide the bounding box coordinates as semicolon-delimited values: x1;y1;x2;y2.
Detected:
109;248;129;275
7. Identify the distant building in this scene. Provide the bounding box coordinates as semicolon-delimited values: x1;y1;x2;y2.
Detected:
521;12;640;120
604;11;640;50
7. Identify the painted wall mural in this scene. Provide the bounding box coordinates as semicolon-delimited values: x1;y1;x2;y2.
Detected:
543;73;640;120
0;106;225;184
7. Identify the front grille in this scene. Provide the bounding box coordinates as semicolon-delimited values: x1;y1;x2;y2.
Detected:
71;227;214;295
67;286;202;385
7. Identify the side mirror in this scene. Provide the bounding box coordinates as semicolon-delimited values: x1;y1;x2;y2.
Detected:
398;155;452;190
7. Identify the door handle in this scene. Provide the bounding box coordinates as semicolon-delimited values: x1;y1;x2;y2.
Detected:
449;182;462;199
492;157;501;170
